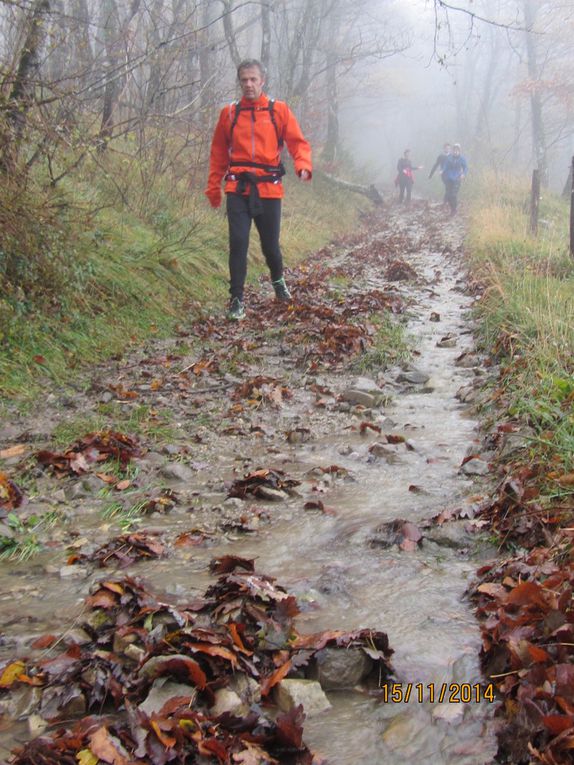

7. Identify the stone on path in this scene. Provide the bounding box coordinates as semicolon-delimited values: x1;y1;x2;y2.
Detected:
313;647;373;690
275;679;331;716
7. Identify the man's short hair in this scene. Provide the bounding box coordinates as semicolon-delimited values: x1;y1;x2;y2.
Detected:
237;59;265;79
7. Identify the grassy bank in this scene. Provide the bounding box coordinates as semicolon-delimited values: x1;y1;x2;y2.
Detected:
468;172;574;485
466;174;574;765
0;154;367;405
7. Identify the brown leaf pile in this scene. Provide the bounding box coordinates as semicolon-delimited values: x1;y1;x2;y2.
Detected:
4;558;393;765
69;532;166;568
37;431;142;476
232;376;292;408
227;469;301;500
471;549;574;764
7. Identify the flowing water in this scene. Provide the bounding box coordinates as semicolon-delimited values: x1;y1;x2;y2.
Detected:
0;206;498;764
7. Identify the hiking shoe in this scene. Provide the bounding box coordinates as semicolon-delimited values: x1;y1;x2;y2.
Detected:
272;276;292;301
227;297;245;321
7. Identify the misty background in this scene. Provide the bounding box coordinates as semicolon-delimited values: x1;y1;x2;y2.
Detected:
1;0;572;197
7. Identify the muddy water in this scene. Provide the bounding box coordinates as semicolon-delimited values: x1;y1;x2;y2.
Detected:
0;208;497;764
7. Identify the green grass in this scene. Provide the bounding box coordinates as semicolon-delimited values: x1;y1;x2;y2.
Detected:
1;154;365;406
0;509;61;561
50;404;176;447
102;498;149;532
467;173;574;500
351;314;411;373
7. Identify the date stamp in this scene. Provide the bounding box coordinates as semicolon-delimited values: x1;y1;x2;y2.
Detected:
380;682;496;704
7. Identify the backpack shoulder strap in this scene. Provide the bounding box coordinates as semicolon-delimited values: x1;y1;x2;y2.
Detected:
229;100;240;135
228;98;284;150
267;98;284;149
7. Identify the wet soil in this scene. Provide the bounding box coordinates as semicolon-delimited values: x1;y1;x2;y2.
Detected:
0;202;500;764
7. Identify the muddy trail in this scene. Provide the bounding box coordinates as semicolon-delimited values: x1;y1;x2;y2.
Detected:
0;203;500;764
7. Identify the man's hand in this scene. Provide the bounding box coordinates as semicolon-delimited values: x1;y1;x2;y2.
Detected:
205;189;222;208
299;169;311;181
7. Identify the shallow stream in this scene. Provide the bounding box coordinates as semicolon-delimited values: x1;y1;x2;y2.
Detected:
0;207;498;764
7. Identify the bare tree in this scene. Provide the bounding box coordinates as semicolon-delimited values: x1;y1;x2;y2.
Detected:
0;0;51;170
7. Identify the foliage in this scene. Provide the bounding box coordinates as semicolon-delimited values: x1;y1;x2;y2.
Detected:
0;509;59;561
0;149;364;404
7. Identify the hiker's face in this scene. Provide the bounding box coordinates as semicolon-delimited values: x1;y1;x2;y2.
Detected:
239;67;264;100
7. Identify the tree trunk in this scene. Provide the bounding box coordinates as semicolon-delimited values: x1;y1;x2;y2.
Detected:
523;0;548;185
0;0;51;171
322;50;339;164
98;0;142;147
260;2;271;75
221;0;241;69
314;168;383;205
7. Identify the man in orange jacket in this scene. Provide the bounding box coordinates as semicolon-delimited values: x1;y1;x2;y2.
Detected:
205;59;312;320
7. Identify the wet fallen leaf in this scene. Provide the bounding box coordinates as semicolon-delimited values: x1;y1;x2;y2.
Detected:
0;444;28;459
0;472;25;509
89;726;131;765
76;749;99;765
31;634;57;650
0;659;25;688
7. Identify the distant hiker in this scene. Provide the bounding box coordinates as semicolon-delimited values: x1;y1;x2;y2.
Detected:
442;143;468;215
428;142;451;203
395;149;422;204
205;59;312;321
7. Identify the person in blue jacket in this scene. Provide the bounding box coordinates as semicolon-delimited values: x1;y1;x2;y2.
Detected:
429;142;451;204
442;143;468;214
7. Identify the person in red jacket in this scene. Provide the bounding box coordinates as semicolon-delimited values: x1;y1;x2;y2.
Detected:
205;59;312;320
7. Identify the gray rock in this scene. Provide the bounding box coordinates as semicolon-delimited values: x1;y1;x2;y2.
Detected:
352;377;385;395
498;432;532;460
63;628;92;646
124;644;146;663
436;335;457;348
223;497;245;509
275;679;331;716
396;369;430;385
424;521;471;549
456;384;477;403
369;443;400;463
211;688;248;717
27;714;48;737
341;389;377;408
228;673;261;705
313;647;373;690
461;457;489;476
257;486;289;502
455;352;479;368
59;564;89;579
140;451;166;468
0;686;42;720
160;462;194;483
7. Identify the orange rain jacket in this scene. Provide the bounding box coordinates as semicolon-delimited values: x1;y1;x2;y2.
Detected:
205;93;312;208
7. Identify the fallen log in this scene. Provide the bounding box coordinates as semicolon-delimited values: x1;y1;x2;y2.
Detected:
314;168;383;205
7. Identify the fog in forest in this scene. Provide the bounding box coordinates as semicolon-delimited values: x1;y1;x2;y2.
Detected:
1;0;573;194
